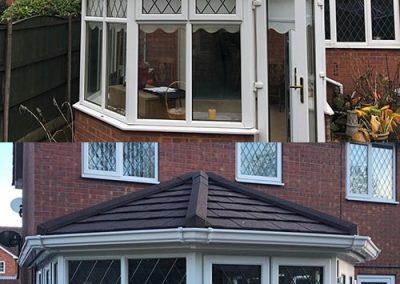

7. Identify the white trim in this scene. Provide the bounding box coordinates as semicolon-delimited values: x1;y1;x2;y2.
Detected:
325;0;400;48
0;261;5;274
346;143;397;204
204;255;269;284
235;143;283;185
19;227;380;267
81;142;159;184
0;246;18;259
357;275;395;284
74;103;259;135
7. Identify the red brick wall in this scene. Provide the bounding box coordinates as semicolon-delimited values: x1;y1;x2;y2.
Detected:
74;111;254;142
0;248;18;279
326;48;400;95
24;143;400;280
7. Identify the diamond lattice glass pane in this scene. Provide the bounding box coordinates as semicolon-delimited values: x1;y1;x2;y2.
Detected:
196;0;236;14
240;143;278;177
142;0;181;14
349;143;368;195
69;260;121;284
336;0;365;42
324;0;331;40
123;143;156;178
212;264;261;284
371;0;394;40
88;143;117;172
108;0;127;17
128;258;186;283
371;145;394;200
279;266;323;284
87;0;103;16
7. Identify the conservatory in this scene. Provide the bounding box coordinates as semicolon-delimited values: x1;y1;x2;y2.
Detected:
74;0;328;142
19;172;379;283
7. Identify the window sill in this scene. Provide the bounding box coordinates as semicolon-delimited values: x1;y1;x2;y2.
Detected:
325;42;400;49
74;103;259;136
81;173;160;184
235;177;284;186
346;196;399;205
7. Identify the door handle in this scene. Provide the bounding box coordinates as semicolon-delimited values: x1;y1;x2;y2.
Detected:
289;68;304;103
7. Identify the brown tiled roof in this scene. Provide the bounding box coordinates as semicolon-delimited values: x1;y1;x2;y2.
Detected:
38;172;358;235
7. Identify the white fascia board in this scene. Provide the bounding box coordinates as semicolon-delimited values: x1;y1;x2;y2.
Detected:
18;228;380;267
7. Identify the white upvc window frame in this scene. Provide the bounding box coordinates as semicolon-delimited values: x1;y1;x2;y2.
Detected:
235;143;283;186
0;261;5;274
271;257;331;284
346;143;397;204
357;275;395;284
79;0;257;132
81;142;159;184
204;255;270;284
325;0;400;48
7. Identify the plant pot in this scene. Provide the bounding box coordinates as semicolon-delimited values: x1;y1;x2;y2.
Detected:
370;132;390;141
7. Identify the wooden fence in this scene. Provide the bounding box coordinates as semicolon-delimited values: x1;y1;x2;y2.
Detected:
0;16;81;141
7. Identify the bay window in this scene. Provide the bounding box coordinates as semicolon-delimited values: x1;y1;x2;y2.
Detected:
80;0;253;129
325;0;400;47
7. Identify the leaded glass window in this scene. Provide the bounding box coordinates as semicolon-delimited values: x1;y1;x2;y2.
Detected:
347;143;395;203
142;0;182;14
236;143;282;185
196;0;236;14
69;260;121;284
371;0;395;40
108;0;127;17
83;142;159;183
0;261;5;273
128;258;186;283
336;0;365;42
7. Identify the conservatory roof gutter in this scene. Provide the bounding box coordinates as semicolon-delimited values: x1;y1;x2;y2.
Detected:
18;227;380;268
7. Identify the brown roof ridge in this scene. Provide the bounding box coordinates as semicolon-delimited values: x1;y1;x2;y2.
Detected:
185;171;210;227
206;172;358;235
37;172;199;235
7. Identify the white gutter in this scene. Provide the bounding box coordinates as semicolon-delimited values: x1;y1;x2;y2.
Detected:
19;228;380;267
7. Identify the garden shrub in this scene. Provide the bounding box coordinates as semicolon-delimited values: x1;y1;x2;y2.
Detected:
1;0;80;21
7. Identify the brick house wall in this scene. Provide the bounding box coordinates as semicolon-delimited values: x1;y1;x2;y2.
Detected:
20;143;400;281
0;246;18;283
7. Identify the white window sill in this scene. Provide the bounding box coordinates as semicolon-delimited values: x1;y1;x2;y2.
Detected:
325;42;400;49
235;177;284;186
74;103;259;136
346;196;399;205
81;173;160;184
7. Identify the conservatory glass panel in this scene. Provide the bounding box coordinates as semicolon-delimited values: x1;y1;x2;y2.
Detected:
106;23;127;115
123;143;157;178
212;264;261;284
137;25;186;120
85;22;103;106
107;0;127;17
371;0;395;40
68;260;121;284
192;25;241;122
142;0;182;14
128;258;186;283
279;266;323;284
196;0;236;14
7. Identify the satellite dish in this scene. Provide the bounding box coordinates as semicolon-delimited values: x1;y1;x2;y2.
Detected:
10;197;22;214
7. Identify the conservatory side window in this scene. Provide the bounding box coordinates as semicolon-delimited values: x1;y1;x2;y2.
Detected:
83;0;127;115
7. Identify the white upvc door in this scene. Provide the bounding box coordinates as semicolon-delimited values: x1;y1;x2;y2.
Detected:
289;0;325;142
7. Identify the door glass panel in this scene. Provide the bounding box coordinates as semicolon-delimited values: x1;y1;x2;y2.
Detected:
212;264;261;284
192;25;241;122
306;0;316;142
279;266;323;284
